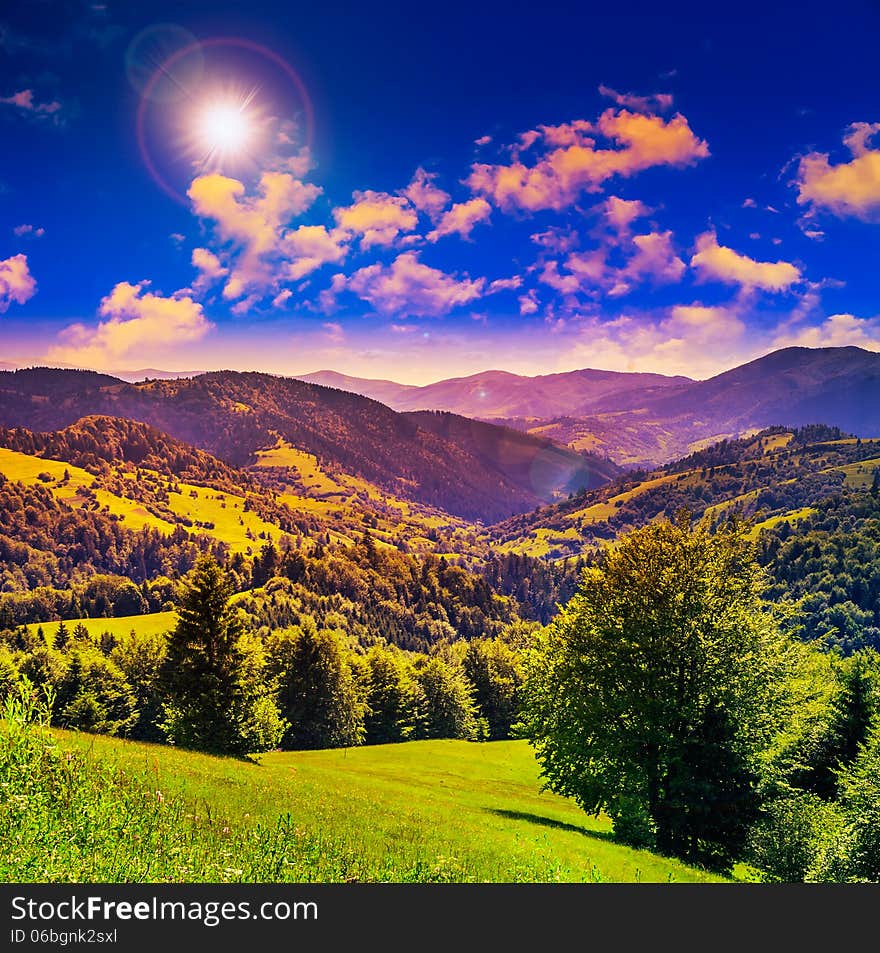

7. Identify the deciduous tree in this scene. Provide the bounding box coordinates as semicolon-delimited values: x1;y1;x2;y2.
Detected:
521;514;803;871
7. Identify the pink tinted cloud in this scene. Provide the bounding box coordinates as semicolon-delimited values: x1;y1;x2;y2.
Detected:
0;89;63;123
796;122;880;221
333;190;419;249
598;84;674;114
427;198;492;242
13;224;45;238
690;230;801;292
0;254;37;312
538;230;684;300
402;168;451;222
344;252;485;316
47;281;212;367
603;196;651;232
282;225;349;280
468;108;708;213
188;168;325;300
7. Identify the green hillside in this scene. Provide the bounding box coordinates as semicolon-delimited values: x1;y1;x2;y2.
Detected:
6;727;727;883
24;611;177;641
490;427;880;560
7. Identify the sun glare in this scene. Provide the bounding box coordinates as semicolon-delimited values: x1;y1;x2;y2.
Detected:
196;100;253;158
185;85;264;170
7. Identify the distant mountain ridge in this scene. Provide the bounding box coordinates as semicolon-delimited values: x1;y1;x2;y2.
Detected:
304;347;880;466
3;346;879;476
299;366;691;418
0;362;205;381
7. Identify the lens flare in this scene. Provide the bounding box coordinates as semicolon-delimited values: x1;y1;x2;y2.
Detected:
136;37;316;204
192;88;259;166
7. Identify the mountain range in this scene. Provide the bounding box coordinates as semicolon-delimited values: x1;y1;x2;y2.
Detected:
298;367;691;418
2;345;879;494
302;346;880;466
1;346;879;655
0;368;617;523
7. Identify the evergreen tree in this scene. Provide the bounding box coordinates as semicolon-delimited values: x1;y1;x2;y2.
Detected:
54;621;69;651
795;650;879;800
53;646;138;736
159;555;285;755
362;644;425;743
266;619;365;750
811;724;880;882
462;638;524;740
412;655;482;741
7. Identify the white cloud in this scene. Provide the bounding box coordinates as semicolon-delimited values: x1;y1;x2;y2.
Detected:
771;312;880;351
0;254;37;312
46;281;212;368
344;252;485;316
690;230;801;292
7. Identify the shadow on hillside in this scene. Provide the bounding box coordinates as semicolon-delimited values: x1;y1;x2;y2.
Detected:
486;808;615;842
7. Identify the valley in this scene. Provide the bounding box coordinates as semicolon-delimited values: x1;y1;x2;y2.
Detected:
2;345;880;884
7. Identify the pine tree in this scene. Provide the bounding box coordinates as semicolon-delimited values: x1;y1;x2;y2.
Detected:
266;620;365;750
159;554;285;755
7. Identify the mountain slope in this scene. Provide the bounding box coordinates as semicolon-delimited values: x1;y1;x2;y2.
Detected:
632;346;880;434
0;415;251;488
405;410;619;497
0;368;611;522
297;370;421;407
488;425;880;559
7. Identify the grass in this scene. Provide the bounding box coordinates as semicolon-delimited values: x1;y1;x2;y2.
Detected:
497;526;581;558
254;442;350;498
839;456;880;488
0;690;727;883
163;483;282;555
24;611;177;641
750;507;816;537
0;447;284;555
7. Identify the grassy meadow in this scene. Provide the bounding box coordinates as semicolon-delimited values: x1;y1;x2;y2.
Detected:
1;713;729;883
24;610;177;641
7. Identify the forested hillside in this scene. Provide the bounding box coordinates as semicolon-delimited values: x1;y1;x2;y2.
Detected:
0;368;613;522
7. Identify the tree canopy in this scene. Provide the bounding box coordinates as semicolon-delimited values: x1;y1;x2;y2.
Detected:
521;513;805;871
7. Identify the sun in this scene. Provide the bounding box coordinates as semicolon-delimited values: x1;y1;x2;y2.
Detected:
187;86;263;169
198;102;252;155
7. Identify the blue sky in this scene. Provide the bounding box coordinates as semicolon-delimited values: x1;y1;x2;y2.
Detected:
1;0;880;383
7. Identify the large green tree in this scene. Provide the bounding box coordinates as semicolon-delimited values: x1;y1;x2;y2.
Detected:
412;655;483;741
159;554;285;755
362;644;425;744
521;513;803;871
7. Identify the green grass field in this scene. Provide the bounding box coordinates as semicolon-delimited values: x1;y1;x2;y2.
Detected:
24;731;727;884
24;611;177;641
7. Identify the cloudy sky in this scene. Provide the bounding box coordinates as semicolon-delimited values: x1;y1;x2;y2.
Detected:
1;0;880;383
